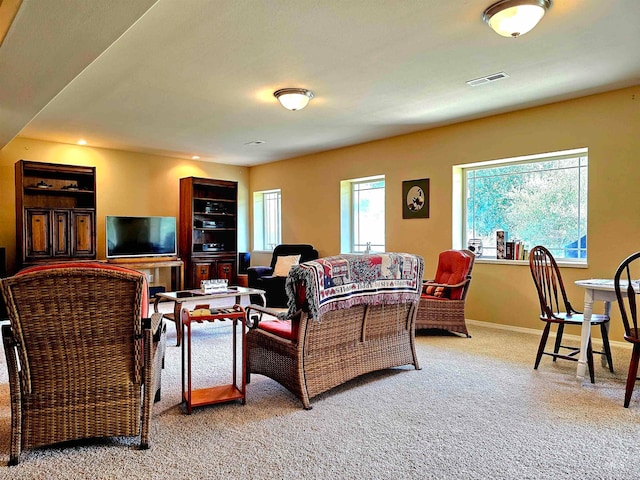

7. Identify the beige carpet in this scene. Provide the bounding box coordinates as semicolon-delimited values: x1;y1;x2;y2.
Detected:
1;318;640;479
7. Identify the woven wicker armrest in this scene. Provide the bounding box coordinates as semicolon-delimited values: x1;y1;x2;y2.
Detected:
149;312;164;338
142;312;164;337
422;277;469;290
2;324;22;465
2;323;15;345
246;304;283;329
1;323;19;378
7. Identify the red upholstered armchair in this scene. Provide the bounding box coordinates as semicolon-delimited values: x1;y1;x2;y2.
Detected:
416;249;475;337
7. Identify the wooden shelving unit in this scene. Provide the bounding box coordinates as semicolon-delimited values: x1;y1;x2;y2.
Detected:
15;160;97;269
179;177;238;288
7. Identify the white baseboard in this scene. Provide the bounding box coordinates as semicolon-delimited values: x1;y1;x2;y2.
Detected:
466;318;630;350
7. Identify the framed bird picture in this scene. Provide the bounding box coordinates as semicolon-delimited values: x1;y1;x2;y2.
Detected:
402;178;429;219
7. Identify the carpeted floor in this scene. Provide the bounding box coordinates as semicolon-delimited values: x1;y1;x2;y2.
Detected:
1;318;640;479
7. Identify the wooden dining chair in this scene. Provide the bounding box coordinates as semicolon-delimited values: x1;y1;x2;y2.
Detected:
614;251;640;407
529;245;613;382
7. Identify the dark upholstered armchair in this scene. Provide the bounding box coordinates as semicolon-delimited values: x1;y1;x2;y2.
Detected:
247;244;319;307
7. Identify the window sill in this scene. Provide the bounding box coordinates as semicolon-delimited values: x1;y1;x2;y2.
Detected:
475;258;588;268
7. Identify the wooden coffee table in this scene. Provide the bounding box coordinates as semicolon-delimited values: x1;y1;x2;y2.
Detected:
153;286;265;346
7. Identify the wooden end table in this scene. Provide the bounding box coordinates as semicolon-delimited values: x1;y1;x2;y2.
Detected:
181;304;247;414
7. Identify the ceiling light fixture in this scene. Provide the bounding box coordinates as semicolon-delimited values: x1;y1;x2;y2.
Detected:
273;88;314;111
483;0;551;38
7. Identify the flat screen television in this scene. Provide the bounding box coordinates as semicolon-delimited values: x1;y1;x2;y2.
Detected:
106;216;177;259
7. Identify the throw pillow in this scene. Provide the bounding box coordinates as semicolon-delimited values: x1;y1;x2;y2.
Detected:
424;283;447;298
273;254;302;277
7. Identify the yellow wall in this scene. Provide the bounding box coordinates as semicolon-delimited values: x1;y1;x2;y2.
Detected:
249;85;640;341
1;86;639;341
0;138;250;278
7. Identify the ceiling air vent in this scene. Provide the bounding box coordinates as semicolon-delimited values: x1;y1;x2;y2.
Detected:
466;72;510;87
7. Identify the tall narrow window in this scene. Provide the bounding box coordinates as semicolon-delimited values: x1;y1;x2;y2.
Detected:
455;148;588;261
340;176;385;253
253;189;281;251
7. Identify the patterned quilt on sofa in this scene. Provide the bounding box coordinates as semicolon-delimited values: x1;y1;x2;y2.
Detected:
284;252;424;319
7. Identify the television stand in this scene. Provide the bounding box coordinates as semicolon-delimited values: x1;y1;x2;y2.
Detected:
107;257;184;292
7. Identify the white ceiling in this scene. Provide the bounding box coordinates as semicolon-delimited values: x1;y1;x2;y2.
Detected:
1;0;639;167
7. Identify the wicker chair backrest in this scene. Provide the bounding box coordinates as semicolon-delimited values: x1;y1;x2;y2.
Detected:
0;265;145;394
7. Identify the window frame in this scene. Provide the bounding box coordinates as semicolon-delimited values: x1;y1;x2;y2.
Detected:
453;147;589;266
340;175;385;254
253;189;281;252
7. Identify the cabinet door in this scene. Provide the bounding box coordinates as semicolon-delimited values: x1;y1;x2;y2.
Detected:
71;210;95;256
53;210;70;256
25;209;51;259
192;262;212;288
217;261;235;283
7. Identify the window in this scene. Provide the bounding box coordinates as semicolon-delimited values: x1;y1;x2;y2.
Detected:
455;148;588;261
340;176;385;253
253;189;281;251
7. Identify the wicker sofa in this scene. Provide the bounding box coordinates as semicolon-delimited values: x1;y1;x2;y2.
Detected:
246;252;424;409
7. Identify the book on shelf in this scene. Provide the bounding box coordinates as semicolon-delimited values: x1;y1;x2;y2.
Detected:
505;241;515;260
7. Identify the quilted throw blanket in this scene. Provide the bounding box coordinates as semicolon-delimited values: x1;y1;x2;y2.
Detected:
283;252;424;320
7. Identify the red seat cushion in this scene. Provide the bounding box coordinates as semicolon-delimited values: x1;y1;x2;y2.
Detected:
258;320;295;340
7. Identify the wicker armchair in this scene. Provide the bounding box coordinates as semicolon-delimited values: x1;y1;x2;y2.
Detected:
416;249;475;337
0;263;166;465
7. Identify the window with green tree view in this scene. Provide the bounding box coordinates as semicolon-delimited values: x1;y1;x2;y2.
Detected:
459;148;588;262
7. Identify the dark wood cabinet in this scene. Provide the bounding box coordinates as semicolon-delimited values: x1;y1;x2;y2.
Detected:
25;209;51;258
71;210;96;256
180;177;238;289
53;210;70;256
191;259;235;288
16;160;97;268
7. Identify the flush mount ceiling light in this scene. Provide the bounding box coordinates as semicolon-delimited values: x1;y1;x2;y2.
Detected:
273;88;314;111
483;0;551;38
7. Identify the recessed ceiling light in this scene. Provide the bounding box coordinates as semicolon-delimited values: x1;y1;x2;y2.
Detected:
77;139;87;145
192;155;200;160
